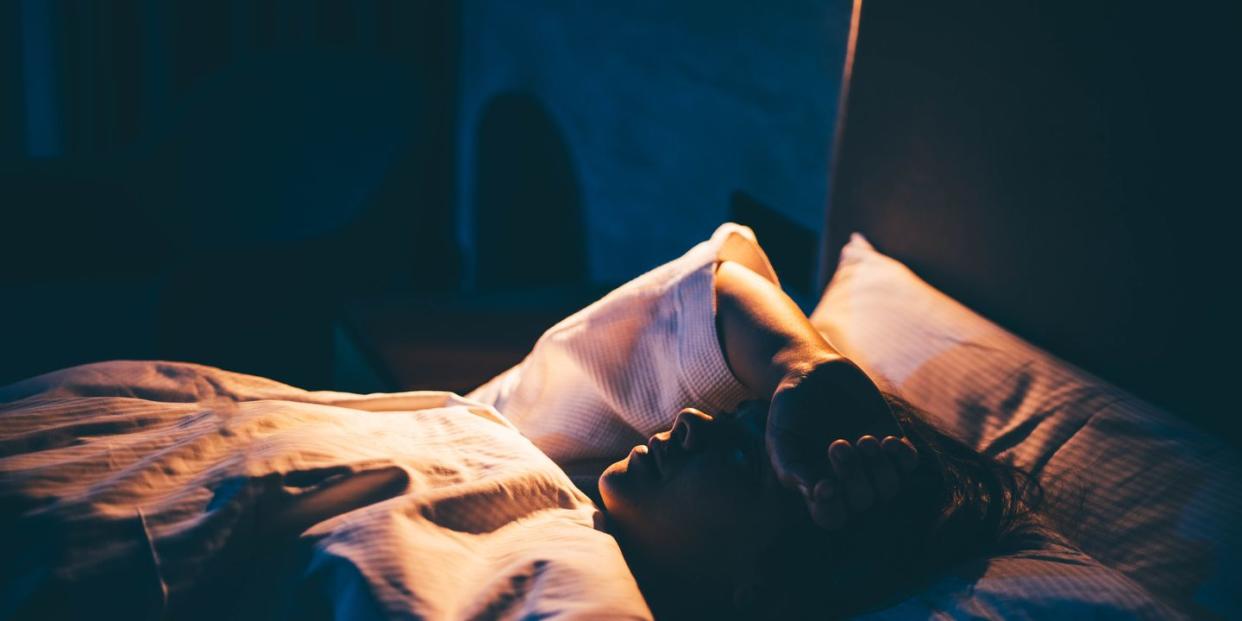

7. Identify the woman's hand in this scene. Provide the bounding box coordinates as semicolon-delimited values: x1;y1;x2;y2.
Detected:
766;359;919;529
805;435;920;530
713;260;919;529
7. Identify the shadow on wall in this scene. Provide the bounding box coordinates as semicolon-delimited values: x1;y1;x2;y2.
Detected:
151;50;426;387
473;92;585;289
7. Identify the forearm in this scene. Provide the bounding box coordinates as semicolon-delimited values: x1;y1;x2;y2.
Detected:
713;260;842;399
714;259;912;533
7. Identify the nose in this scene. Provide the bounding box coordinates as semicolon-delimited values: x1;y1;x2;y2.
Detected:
671;408;714;452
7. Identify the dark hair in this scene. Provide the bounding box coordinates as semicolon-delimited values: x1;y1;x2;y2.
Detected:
744;393;1044;619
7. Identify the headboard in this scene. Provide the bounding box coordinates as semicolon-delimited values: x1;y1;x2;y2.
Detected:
819;0;1236;440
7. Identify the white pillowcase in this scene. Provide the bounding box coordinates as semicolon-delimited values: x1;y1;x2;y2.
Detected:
811;233;1242;619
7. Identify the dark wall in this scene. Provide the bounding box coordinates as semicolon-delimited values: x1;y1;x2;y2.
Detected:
474;92;586;289
823;0;1241;437
5;1;854;388
0;3;22;158
456;0;853;287
1;1;460;388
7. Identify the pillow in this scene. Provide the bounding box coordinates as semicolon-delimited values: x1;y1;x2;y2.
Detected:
811;234;1242;619
857;538;1179;620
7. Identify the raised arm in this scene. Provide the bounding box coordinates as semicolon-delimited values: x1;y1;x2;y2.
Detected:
713;260;917;529
713;261;842;398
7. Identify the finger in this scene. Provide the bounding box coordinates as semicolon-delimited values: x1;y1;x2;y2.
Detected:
810;478;848;530
882;436;919;473
857;435;899;502
828;440;874;513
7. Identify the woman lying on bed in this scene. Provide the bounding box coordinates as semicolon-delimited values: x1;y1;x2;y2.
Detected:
0;224;1038;620
598;259;1039;619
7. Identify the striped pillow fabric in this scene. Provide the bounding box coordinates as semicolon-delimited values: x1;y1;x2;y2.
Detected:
810;234;1242;619
857;537;1180;620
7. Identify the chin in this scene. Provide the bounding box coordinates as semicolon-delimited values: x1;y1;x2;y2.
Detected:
598;457;629;512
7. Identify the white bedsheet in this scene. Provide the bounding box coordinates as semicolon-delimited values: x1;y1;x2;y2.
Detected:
0;362;646;620
0;224;766;620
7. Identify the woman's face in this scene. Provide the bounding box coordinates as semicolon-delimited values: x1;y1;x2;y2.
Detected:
599;405;801;590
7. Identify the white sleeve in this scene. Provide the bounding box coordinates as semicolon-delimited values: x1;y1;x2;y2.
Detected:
466;222;779;462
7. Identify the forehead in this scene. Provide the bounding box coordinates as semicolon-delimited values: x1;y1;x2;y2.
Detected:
715;402;810;510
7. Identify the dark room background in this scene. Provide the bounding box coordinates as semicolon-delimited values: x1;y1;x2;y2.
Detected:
4;0;1239;441
1;1;467;388
1;0;853;389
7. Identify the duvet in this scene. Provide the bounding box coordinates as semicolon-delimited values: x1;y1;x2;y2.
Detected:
0;361;649;620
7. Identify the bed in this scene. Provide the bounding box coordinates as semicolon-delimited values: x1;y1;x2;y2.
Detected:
0;225;770;621
4;217;1237;619
4;2;1239;619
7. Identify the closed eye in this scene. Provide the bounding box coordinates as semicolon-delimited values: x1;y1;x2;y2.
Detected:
728;445;764;482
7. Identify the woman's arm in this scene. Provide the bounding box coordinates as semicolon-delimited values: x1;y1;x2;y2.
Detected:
713;260;841;398
714;260;917;529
